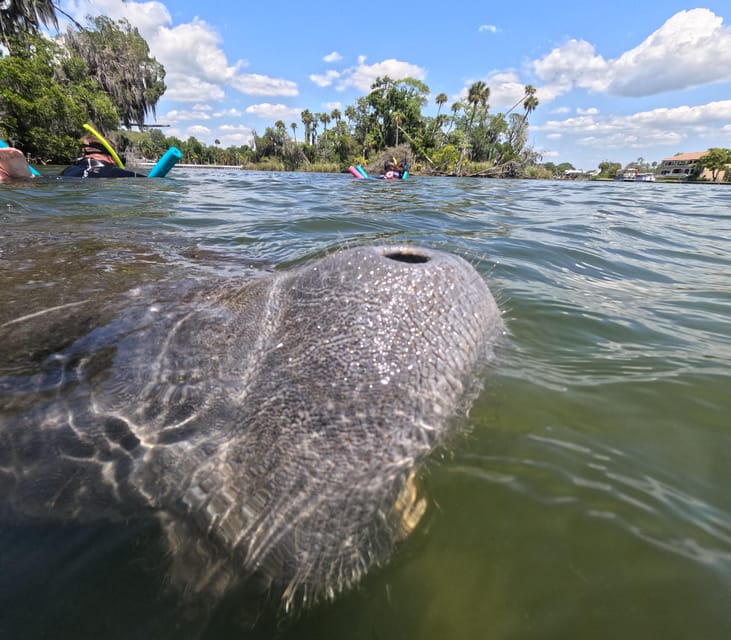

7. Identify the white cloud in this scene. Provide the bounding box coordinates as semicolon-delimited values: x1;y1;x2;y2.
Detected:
322;101;343;110
323;51;342;63
220;124;251;133
62;0;171;38
551;106;571;114
64;0;297;102
186;125;211;137
162;108;212;124
605;9;731;96
163;74;225;102
153;19;247;82
535;99;731;150
338;58;426;92
245;103;303;120
534;9;731;99
217;124;255;146
478;24;498;34
577;107;599;115
214;108;244;118
310;55;426;93
533;38;606;95
229;74;298;97
624;100;731;126
220;131;254;146
534;83;568;106
487;72;525;110
310;70;341;88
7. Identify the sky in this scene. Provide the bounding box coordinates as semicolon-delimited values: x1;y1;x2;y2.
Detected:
58;0;731;170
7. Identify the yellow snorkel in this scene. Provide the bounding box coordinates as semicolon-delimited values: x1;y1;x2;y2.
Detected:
83;123;124;168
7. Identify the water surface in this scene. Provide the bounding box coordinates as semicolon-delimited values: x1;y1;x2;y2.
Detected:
1;170;730;639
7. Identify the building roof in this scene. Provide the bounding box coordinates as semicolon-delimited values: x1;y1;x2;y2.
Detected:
660;151;707;162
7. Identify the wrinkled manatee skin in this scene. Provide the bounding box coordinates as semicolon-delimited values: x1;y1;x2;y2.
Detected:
0;245;503;608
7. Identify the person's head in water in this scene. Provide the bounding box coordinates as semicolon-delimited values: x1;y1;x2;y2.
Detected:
383;160;401;180
79;136;116;163
61;135;140;177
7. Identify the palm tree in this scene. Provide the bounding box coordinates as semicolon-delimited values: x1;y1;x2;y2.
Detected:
290;121;297;142
506;84;539;118
521;84;539;122
330;108;341;123
430;92;449;142
446;101;462;135
466;80;489;130
478;86;490;128
301;109;314;145
318;112;331;141
344;105;357;127
435;92;448;117
0;0;57;46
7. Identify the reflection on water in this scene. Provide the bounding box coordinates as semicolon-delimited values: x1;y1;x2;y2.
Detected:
1;171;730;639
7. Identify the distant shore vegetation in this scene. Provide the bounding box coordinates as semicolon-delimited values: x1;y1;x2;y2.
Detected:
1;4;729;181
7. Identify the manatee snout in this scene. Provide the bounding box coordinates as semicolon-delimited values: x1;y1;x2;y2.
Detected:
0;245;504;610
158;245;504;606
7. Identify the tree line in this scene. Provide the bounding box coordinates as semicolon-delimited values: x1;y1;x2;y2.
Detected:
242;77;541;176
129;76;542;176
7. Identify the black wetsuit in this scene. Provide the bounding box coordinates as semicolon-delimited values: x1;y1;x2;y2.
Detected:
61;158;145;178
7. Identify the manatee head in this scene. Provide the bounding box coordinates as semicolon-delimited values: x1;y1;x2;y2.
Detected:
0;245;503;610
139;245;504;607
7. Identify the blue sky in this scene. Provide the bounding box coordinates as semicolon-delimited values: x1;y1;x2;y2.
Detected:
60;0;731;170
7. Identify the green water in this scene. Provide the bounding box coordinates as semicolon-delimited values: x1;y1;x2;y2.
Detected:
1;171;729;638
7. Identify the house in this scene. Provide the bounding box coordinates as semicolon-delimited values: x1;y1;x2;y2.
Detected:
657;151;706;179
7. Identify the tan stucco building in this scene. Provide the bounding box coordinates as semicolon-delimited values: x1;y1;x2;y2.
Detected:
657;151;727;181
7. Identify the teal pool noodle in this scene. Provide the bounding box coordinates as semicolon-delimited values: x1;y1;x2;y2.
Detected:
0;139;41;176
356;164;369;178
147;146;182;178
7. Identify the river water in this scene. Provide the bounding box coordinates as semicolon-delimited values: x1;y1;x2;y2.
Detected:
1;170;729;639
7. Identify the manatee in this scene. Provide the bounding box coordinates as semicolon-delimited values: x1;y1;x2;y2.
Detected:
0;245;503;609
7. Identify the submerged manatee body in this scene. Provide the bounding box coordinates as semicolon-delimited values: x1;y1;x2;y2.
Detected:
0;245;503;608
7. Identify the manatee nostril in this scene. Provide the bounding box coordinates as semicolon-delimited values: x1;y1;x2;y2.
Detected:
382;250;430;264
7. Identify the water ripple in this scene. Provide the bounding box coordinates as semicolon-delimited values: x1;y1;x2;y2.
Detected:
451;430;731;573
